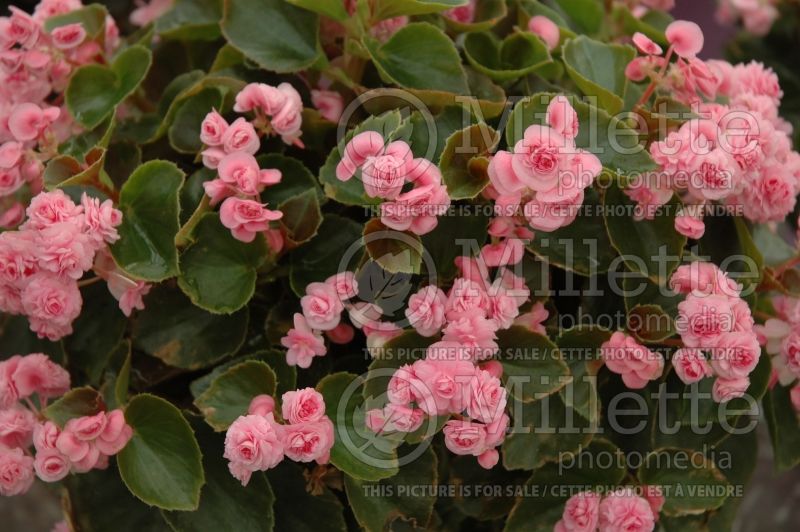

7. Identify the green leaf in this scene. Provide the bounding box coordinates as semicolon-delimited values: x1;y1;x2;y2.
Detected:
528;187;618;276
553;0;604;34
155;0;223;41
163;419;275;532
376;0;467;18
506;92;655;173
638;448;731;516
505;439;625;529
439;123;499;200
317;372;400;481
364;22;469;93
118;394;205;511
556;326;609;425
259;153;324;205
267;462;347;532
345;446;437;532
65;282;127;384
221;0;321;73
194;360;277;430
699;216;764;295
274;188;323;245
363;331;434;407
603;182;686;285
111;160;184;281
66;466;171;532
0;315;65;363
66;45;152;129
497;326;570;402
177;213;268;314
286;0;348;20
290;214;363;296
420;207;489;280
763;384;800;472
563;36;636;115
132;285;249;370
45;387;104;426
168;86;225;153
363;219;423;274
612;4;668;46
501;391;592;470
464;31;552;82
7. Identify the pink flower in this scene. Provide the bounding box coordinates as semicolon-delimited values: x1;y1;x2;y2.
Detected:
642;485;665;519
129;0;173;27
0;167;24;197
443;0;476;24
0;202;25;229
486;287;520;329
676;293;737;348
0;405;36;448
35;222;95;279
248;395;276;417
106;272;151;317
601;332;664;389
217;152;281;197
380;180;450;235
0;356;21;409
598;488;656;532
300;282;344;331
281;388;326;424
221;117;260;155
547;96;579;140
712;376;750;402
0;446;34;496
55;428;92;463
779;330;800;380
8;103;59;142
405;285;447;337
514;301;549;334
671;348;713;384
0;142;23;169
63;412;107;441
50;23;86;49
81;193;122;245
524;188;584;232
669;262;740;297
528;16;560;51
477;449;499;469
21;273;82;340
442;311;499;362
665;20;704;58
269;83;304;144
311;90;344;123
281;418;334;464
708;332;760;380
366;404;424;434
224;414;284;481
12;353;70;399
7;7;40;49
34;449;70;482
632;32;663;55
481;239;524;268
386;364;422;405
467;368;507;423
361;141;413;199
555;491;601;532
443;419;487;456
200;110;228;147
201;147;226;169
219;197;282;243
412;357;475;415
336;131;385;181
674;209;705;239
370;16;408;42
23;190;82;231
281;313;327;368
445;277;489;320
33;420;60;452
95;409;132;456
325;271;358;301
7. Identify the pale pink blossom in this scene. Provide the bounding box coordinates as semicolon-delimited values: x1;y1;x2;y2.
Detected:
632;32;663;56
224;414;284;483
514;301;549;334
219;197;282;243
443;419;487;456
674;209;705;239
669;262;740;297
0;405;36;448
0;446;34;496
12;353;70;399
300;282;344;331
95;409;132;456
281;388;326;424
601;332;664;389
311;90;343;123
441;311;499;361
708;332;760;380
200;110;228;147
675;293;737;349
130;0;174;27
598;487;656;532
8;103;59;142
325;271;358;301
217;151;281;197
21;273;82;340
221;117;260;155
281;418;334;464
554;491;601;532
445;277;489;320
50;23;86;50
712;376;750;402
23;190;82;231
366;404;424;434
665;20;704;58
0;356;21;409
672;348;713;384
281;313;327;368
248;395;276;417
528;16;560;51
80;193;122;245
412;357;475;415
467;368;507;423
405;285;447;337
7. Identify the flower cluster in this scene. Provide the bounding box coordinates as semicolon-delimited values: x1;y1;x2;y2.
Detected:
0;189;133;339
199;92;291;246
223;388;334;486
281;272;358;368
554;487;663;532
0;1;120;229
0;352;131;497
670;262;760;402
336;131;451;235
362;254;550;469
626;20;800;235
755;295;800;386
486;95;601;234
